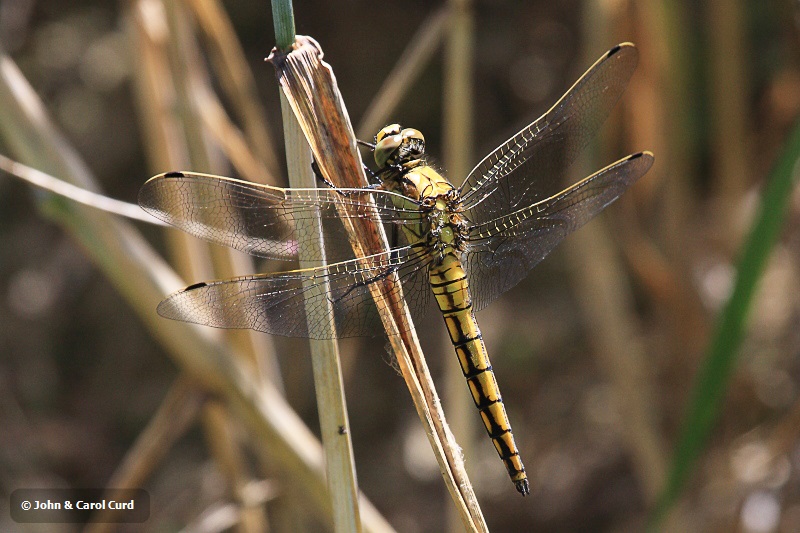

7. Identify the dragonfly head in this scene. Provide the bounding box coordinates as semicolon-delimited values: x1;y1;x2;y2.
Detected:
374;124;425;169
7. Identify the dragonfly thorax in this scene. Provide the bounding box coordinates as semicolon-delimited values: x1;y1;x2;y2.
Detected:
421;190;468;260
374;124;426;170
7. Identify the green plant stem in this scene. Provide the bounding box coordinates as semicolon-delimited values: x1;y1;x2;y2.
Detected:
272;0;296;51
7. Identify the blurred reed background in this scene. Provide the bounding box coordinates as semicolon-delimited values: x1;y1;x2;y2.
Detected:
1;0;800;531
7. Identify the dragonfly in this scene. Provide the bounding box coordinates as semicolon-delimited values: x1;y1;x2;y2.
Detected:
139;43;653;496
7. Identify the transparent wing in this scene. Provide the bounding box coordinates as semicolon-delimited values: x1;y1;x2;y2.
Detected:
459;43;639;224
464;152;653;311
157;245;434;339
139;171;422;262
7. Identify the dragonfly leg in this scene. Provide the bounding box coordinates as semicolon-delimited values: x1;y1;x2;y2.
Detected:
357;138;376;151
356;138;384;185
362;164;382;185
310;158;339;190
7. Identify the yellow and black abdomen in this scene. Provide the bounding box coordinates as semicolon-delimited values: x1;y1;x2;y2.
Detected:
429;253;529;495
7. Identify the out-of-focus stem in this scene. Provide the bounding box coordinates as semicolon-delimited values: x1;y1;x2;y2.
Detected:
442;1;477;531
706;0;750;250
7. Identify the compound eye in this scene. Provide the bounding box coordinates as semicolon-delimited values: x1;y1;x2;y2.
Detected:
401;128;424;144
374;133;402;168
401;128;425;157
376;123;402;143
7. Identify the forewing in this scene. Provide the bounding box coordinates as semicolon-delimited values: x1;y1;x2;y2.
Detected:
459;43;638;224
139;171;421;262
157;245;434;339
464;152;653;311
